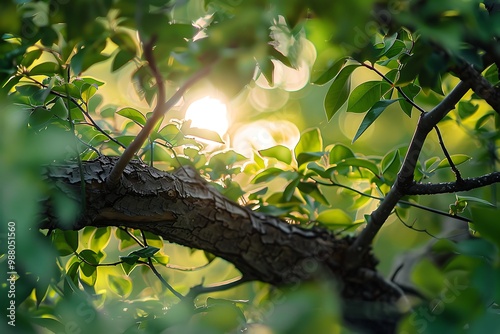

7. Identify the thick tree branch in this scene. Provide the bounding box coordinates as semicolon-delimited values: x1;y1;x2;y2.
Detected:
346;81;471;268
407;172;500;195
42;156;402;309
452;63;500;115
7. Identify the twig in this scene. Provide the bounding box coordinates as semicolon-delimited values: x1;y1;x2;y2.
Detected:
185;276;248;301
145;257;185;300
433;125;463;182
407;172;500;195
314;179;470;222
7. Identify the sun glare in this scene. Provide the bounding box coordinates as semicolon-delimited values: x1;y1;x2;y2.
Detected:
185;97;229;136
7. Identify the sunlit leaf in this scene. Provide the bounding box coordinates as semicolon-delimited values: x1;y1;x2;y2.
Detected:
353;99;399;143
312;57;347;85
294;128;322;163
108;275;133;297
259;145;292;164
183;127;224;143
297;182;329;205
336;158;379;176
117;107;147;126
329;144;355;164
316;209;352;226
347;81;391;114
436;154;471;169
324;64;359;121
129;246;160;258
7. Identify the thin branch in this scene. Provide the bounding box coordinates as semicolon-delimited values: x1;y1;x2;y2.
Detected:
118;227;145;247
185;276;249;300
106;38;211;187
433;125;463;182
346;81;471;268
315;178;470;222
166;262;211;271
407;172;500;195
144;258;185;300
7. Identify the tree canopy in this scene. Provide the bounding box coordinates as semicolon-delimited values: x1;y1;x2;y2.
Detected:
1;0;500;333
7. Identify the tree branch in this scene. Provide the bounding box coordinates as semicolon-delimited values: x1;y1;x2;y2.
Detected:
345;81;471;268
452;63;500;115
42;156;404;309
106;39;211;188
407;172;500;195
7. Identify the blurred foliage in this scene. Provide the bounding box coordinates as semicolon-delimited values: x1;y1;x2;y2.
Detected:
1;0;500;333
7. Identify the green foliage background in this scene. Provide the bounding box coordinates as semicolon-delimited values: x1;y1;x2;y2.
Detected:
1;0;500;333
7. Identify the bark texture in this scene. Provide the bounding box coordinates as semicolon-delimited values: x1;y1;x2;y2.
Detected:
42;156;404;331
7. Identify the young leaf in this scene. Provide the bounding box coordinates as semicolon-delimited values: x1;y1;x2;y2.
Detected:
112;49;135;72
436;154;471;169
312;57;347;85
352;99;399;143
316;209;352;226
324;64;359;121
129;246;160;258
336;158;379;176
259;145;293;164
347;81;391;114
294;128;322;159
329;144;355;164
117;107;147;126
297;182;329;205
183;127;224;143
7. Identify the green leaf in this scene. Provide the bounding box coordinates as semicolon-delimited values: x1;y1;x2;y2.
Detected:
471;207;500;249
296;152;325;167
457;196;495;208
112;49;135;72
29;106;53;127
50;98;69;119
457;101;479;120
129;246;160;258
120;261;137;275
252;168;294;183
283;177;301;202
381;148;401;184
21;49;43;67
52;230;77;256
436;154;471;169
316;209;352;226
312;57;347;85
329;144;355;164
397;84;421;117
324;64;359;121
294;128;322;161
353;99;399;143
29;62;59;76
79;249;100;265
108;275;133;298
90;227;111;250
183;127;224;143
297;182;329;205
120;255;139;265
336;158;379;176
347;81;391;114
116;107;147;126
259;145;292;164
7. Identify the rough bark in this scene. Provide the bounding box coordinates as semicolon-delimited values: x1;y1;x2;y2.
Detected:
42;156;405;332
